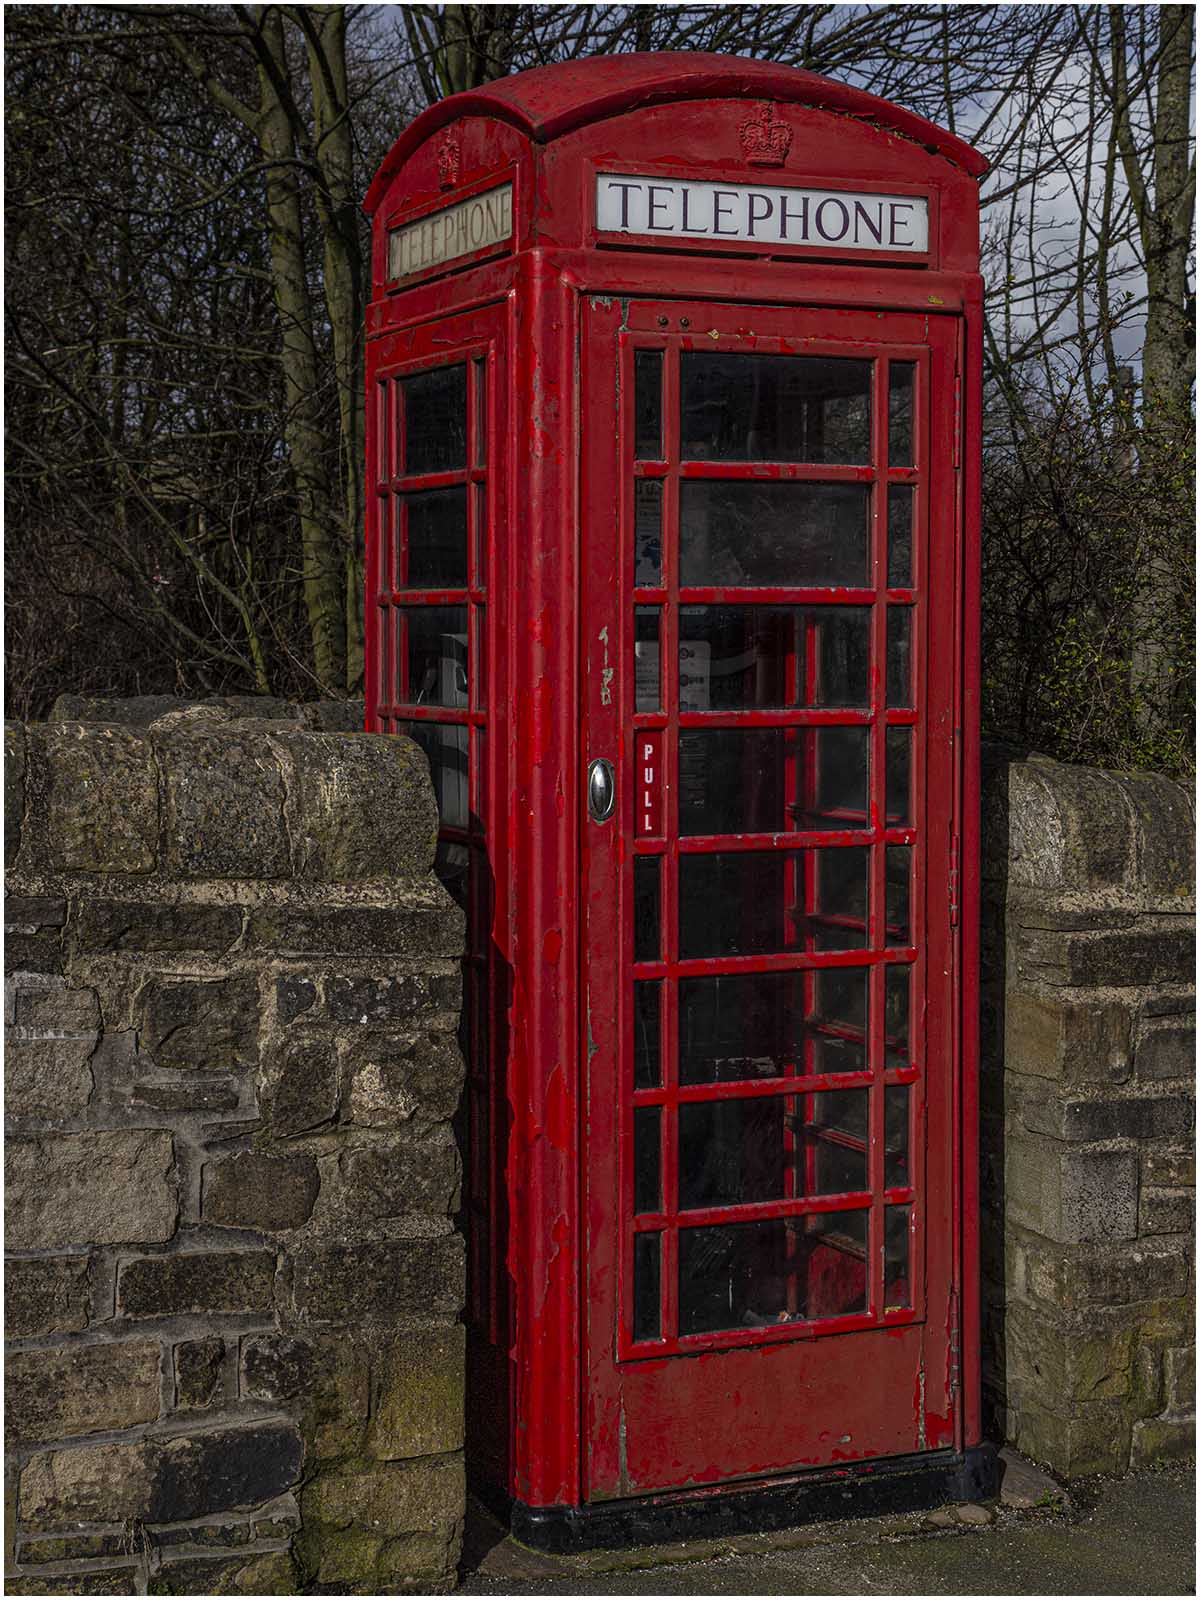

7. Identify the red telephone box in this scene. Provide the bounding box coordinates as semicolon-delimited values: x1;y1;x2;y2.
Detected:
363;53;992;1547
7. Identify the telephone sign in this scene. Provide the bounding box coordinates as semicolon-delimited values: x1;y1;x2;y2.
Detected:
364;51;991;1549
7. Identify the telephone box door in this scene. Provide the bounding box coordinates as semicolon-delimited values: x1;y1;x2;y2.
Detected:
581;296;963;1498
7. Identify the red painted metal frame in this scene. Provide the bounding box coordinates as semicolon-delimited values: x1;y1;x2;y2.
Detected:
362;52;983;1521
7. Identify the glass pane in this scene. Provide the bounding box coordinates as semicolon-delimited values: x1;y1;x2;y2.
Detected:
679;1211;867;1334
679;1097;785;1210
678;728;868;836
472;357;486;467
404;487;468;588
635;609;661;711
886;845;912;946
885;1085;910;1189
888;484;913;587
681;353;871;464
677;607;869;710
633;1233;661;1341
887;607;913;707
633;857;660;963
886;726;911;826
473;484;487;587
402;722;469;904
680;482;869;588
634;1107;661;1214
470;606;486;710
802;1087;869;1197
885;1205;912;1308
812;726;870;826
633;981;661;1089
811;968;870;1076
403;365;467;475
635;480;663;586
398;607;468;708
888;363;915;468
885;965;911;1067
679;848;867;959
811;847;869;951
634;350;663;459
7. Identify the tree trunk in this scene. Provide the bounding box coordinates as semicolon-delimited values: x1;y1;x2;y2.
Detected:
1141;4;1195;432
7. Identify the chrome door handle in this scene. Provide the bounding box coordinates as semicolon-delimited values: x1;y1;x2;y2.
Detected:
587;758;615;822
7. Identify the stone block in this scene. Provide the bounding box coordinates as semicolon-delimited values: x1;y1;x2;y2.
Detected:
1018;924;1194;988
270;1039;338;1137
1012;1401;1132;1478
6;895;68;929
131;1079;241;1114
203;1151;319;1232
1135;1017;1195;1082
5;1256;90;1338
301;1455;464;1538
118;1250;276;1319
1131;1413;1196;1466
73;900;243;955
368;1325;466;1460
1022;1234;1192;1309
339;1135;460;1218
1123;769;1195;906
50;693;190;725
283;730;438;881
4;928;64;976
1139;1186;1195;1236
14;984;100;1032
1004;1136;1138;1244
38;723;159;874
174;1338;224;1409
6;720;26;867
240;1334;313;1402
327;974;433;1024
157;723;289;879
1164;1346;1195;1413
149;1552;297;1595
1141;1147;1195;1189
6;1035;96;1121
6;1130;176;1250
12;1571;139;1594
245;901;462;958
19;1423;304;1529
5;1340;161;1443
292;1237;464;1325
1004;991;1131;1084
345;1032;465;1127
276;974;317;1023
240;1335;368;1461
137;975;259;1072
1018;1083;1194;1143
1003;759;1135;894
1003;1305;1135;1406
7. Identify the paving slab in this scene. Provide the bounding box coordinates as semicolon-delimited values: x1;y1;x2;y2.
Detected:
461;1464;1193;1596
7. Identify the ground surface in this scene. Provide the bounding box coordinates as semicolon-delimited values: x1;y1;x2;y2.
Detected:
460;1461;1194;1596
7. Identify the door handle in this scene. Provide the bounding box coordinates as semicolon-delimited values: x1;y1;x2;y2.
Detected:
587;758;616;822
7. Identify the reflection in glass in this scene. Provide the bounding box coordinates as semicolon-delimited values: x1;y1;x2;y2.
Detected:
633;1233;661;1341
813;726;870;824
679;1097;784;1210
678;607;870;709
886;726;911;825
633;981;661;1089
680;481;869;588
635;480;663;586
635;609;661;711
403;487;468;588
888;484;913;587
886;846;912;946
887;606;913;707
399;607;468;707
403;365;467;474
634;1107;661;1214
678;728;867;837
888;363;915;467
885;964;912;1067
679;848;868;959
635;350;664;459
811;968;870;1075
885;1085;910;1189
681;353;872;464
885;1205;912;1308
633;857;660;963
680;972;800;1085
804;1088;869;1197
678;1210;867;1334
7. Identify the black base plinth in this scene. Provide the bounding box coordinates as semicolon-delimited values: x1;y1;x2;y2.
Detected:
475;1444;998;1555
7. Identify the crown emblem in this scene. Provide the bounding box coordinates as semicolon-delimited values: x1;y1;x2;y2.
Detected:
436;132;462;189
739;103;791;167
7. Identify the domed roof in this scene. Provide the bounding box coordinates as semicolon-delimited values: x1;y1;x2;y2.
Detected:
364;51;987;214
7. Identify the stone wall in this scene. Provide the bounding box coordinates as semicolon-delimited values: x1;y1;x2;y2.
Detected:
981;749;1195;1476
4;703;467;1595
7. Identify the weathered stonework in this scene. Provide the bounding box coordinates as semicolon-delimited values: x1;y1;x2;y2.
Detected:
5;702;465;1595
981;749;1196;1479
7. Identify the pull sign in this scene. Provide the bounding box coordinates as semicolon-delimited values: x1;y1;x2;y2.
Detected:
637;734;663;837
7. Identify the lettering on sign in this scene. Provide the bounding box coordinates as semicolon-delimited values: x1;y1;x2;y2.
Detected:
638;733;663;836
596;175;928;254
389;183;513;280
